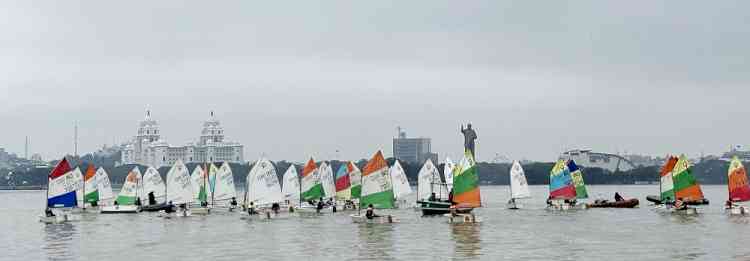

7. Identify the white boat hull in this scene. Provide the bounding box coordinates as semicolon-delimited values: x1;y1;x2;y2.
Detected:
445;213;481;224
191;207;210;215
295;205;332;213
350;214;397;224
100;205;141;214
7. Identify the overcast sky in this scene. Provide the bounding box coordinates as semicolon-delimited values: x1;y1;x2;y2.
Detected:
1;1;749;162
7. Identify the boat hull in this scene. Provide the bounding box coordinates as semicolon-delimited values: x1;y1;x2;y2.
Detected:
190;207;210;215
100;205;141;214
416;200;473;216
350;214;397;224
646;195;709;205
141;203;173;212
727;206;749;215
586;199;639;208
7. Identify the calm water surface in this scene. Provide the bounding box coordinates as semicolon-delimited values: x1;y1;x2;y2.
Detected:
3;185;750;261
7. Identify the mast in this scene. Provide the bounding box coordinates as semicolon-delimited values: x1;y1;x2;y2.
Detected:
82;164;86;210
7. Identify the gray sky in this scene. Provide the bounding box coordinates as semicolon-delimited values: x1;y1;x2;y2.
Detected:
1;1;749;162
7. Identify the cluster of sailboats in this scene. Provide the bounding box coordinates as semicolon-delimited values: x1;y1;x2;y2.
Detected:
39;148;750;224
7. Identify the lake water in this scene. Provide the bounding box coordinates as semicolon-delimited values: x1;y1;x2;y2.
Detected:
3;185;749;261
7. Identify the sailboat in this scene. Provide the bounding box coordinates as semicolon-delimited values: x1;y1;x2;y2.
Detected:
94;167;114;206
646;156;679;205
351;150;397;223
101;167;143;213
212;162;238;210
507;161;530;210
416;159;451;216
281;165;301;210
348;162;362;201
244;158;283;218
40;158;77;223
82;164;99;209
726;156;750;215
298;158;329;213
390;160;412;207
547;159;576;210
141;166;170;212
444;157;455;191
165;160;194;217
190;165;211;204
446;149;481;223
191;163;212;215
319;162;336;202
334;164;353;209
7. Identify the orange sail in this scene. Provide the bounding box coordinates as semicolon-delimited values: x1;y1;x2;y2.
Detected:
728;156;750;202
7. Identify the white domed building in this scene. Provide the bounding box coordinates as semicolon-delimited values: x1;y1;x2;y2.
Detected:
121;111;244;167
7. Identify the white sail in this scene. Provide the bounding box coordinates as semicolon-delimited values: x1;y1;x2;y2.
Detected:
417;159;448;201
115;167;143;205
95;167;114;205
246;158;283;206
72;167;85;205
212;162;237;201
444;157;455;191
319;162;336;199
166;160;193;204
142;166;166;200
510;161;531;199
390;160;412;200
281;165;301;203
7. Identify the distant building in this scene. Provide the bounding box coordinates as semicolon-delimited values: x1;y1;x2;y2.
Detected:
623;154;664;168
0;148;9;169
393;127;437;165
560;149;636;172
121;110;244;167
721;145;750;162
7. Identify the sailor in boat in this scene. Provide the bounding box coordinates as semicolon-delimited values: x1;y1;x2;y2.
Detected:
134;197;142;207
45;207;55;217
91;200;98;207
429;192;437;202
508;198;516;207
328;198;337;213
448;189;454;205
248;202;257;215
113;200;119;209
614;192;624;202
164;201;175;213
200;200;208;207
546;196;552;207
271;202;281;214
316;198;324;213
674;198;687;210
230;197;238;209
365;204;380;219
148;192;157;206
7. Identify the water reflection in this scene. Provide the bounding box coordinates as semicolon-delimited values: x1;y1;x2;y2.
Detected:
43;222;77;261
451;223;481;259
356;224;394;261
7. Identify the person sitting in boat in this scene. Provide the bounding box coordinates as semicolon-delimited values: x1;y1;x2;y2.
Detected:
448;189;454;204
725;200;734;209
316;199;324;213
365;204;380;219
674;198;687;210
429;193;437;202
271;202;281;214
248;202;257;215
546;196;552;207
165;201;175;213
230;197;238;208
45;207;55;217
200;200;208;207
134;197;142;206
113;200;119;206
614;192;624;202
307;199;315;206
148;192;157;205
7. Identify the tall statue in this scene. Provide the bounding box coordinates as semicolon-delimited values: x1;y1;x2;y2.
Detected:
461;123;477;158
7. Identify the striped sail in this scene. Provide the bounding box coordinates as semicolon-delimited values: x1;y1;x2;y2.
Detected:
143;166;166;203
360;150;394;209
348;162;362;199
453;149;481;208
72;167;84;206
212;162;237;201
335;164;351;200
549;159;576;199
191;165;212;201
166;160;193;205
567;160;588;199
281;165;300;203
115;167;143;205
728;156;750;202
95;167;114;205
47;158;78;208
319;162;336;199
672;155;704;202
245;158;282;206
301;158;323;201
83;164;99;204
659;156;678;201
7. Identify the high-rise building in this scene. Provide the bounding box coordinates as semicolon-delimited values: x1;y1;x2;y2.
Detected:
393;127;436;165
121;110;244;167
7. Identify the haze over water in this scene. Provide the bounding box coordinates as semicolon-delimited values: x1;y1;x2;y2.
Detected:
5;185;750;261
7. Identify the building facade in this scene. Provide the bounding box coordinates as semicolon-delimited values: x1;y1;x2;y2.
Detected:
121;111;244;167
559;149;636;172
393;127;437;164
